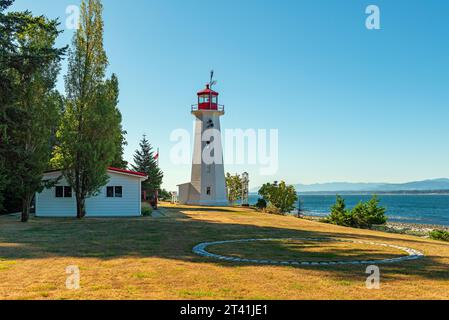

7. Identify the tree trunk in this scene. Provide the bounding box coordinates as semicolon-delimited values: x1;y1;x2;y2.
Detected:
81;198;86;218
21;195;31;223
76;194;86;219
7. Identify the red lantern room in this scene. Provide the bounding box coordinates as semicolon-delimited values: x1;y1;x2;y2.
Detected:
197;84;219;110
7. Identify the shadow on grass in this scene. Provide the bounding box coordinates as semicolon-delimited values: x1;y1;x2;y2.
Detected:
0;207;448;282
164;206;244;213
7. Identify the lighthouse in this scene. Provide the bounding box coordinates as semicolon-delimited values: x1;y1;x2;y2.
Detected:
178;77;228;206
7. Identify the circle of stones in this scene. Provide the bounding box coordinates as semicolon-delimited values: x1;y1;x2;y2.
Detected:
192;238;425;266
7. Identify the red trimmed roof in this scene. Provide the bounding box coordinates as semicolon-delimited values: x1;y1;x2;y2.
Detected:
44;167;147;178
108;167;147;177
197;84;219;96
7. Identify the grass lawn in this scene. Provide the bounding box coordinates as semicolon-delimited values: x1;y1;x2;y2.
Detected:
1;203;449;300
207;239;406;262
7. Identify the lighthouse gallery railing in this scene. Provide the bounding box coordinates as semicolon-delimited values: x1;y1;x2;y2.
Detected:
191;104;225;112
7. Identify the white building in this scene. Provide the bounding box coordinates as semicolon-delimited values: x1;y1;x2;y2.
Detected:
35;167;148;217
178;83;228;206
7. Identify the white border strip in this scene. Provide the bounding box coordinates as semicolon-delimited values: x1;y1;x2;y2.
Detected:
192;238;425;266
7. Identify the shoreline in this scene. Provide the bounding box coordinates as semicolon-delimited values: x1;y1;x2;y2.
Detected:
375;221;449;236
300;214;449;236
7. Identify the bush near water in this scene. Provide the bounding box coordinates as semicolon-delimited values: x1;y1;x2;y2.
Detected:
325;195;388;229
257;181;298;214
429;230;449;242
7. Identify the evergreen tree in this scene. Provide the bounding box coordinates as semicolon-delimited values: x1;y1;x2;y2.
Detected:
0;159;6;212
351;201;370;228
328;195;351;226
0;0;17;212
56;0;123;218
326;195;387;228
131;135;163;193
0;0;65;220
365;195;387;225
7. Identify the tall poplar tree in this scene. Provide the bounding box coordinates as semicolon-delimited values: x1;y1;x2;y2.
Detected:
56;0;123;218
131;135;163;194
107;74;128;169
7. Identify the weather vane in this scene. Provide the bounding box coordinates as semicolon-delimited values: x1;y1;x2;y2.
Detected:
209;70;217;89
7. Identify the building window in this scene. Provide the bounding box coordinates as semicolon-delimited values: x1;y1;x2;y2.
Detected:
115;186;123;198
107;186;114;198
56;186;72;198
107;186;123;198
55;186;63;198
64;186;72;198
206;187;211;196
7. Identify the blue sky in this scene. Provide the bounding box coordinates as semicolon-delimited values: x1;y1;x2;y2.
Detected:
11;0;449;190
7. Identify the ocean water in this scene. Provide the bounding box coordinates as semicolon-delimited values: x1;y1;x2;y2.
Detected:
248;194;449;226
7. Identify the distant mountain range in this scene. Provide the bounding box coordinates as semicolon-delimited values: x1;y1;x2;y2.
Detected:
251;178;449;194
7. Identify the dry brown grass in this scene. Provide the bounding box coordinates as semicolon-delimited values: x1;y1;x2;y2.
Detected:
0;202;448;300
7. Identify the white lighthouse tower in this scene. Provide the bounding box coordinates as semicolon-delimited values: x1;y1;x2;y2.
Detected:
178;75;228;206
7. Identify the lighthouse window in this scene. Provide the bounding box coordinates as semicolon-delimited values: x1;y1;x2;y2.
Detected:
212;96;217;103
199;95;210;103
206;187;211;195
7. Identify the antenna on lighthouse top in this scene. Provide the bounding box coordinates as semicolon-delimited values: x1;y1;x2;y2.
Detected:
209;70;217;89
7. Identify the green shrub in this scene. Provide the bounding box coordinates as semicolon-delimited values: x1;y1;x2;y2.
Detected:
141;206;153;217
326;195;387;229
429;230;449;242
255;198;267;210
258;181;297;214
264;203;282;215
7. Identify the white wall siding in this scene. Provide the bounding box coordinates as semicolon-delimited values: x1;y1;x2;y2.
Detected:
36;172;77;217
36;171;143;217
86;173;140;217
